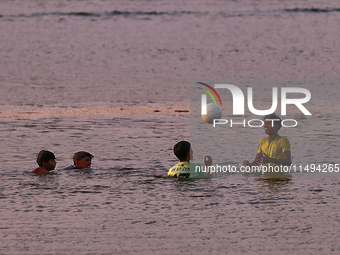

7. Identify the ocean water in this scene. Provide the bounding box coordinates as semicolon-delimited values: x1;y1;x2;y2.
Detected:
0;0;340;254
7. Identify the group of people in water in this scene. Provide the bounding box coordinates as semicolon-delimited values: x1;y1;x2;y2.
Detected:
33;113;291;178
32;151;93;174
167;113;292;178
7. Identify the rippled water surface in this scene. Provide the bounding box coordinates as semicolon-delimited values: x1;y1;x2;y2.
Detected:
1;0;340;254
2;168;340;254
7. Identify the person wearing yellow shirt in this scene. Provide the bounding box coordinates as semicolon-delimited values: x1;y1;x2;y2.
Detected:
243;113;292;177
168;141;212;178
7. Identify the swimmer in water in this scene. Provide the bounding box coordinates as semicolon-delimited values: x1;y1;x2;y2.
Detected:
63;151;93;170
168;141;212;178
32;150;57;174
242;113;292;177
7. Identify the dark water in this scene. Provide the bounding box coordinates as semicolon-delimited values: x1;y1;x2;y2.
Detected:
0;0;340;254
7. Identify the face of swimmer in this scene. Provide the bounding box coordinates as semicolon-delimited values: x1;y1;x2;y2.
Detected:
186;148;194;161
264;120;280;135
75;156;92;169
43;159;57;171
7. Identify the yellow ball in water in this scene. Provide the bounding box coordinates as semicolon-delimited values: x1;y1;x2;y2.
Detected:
202;103;222;124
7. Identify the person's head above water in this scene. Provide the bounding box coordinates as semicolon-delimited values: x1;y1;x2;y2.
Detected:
263;113;282;129
73;151;93;169
173;141;192;162
36;150;56;170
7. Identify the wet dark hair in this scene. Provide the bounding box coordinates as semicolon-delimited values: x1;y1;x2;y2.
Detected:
173;141;191;161
73;151;94;164
37;150;56;167
264;113;282;130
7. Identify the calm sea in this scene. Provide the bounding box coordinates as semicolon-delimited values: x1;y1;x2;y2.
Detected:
0;0;339;254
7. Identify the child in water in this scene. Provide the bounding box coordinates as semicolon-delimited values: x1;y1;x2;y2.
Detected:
32;150;57;174
168;141;212;178
63;151;93;170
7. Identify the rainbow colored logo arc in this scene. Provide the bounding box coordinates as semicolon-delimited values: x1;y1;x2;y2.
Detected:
196;82;223;106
